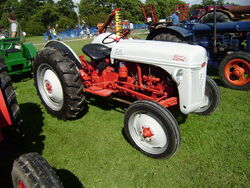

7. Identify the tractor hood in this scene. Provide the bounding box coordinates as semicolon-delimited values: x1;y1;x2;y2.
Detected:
110;39;207;69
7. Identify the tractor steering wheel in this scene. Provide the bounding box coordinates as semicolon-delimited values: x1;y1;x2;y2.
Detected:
102;33;119;44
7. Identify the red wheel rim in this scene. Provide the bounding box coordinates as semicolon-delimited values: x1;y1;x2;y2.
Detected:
18;180;26;188
224;59;250;86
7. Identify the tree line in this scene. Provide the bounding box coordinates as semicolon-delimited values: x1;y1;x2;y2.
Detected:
0;0;77;36
0;0;233;36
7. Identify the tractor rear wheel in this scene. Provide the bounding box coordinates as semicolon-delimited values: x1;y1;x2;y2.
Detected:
151;33;184;43
198;12;230;23
194;76;220;115
11;152;63;188
124;100;180;159
0;59;23;141
33;47;85;120
219;52;250;90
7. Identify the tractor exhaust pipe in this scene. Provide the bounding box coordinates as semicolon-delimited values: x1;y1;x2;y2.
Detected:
112;97;132;105
213;2;217;54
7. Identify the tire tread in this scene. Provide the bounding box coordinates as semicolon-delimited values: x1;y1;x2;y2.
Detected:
34;47;85;120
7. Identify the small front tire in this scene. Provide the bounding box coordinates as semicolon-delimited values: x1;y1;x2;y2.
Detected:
124;100;180;159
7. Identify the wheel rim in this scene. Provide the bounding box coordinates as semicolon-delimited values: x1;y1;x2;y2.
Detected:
37;64;64;111
18;180;26;188
224;59;250;86
128;111;168;155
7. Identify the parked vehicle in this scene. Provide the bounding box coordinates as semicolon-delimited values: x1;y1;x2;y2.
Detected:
0;58;62;188
146;20;250;90
33;32;220;159
0;37;36;75
190;5;250;23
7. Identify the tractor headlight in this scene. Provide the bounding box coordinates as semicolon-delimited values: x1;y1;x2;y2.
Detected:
172;69;184;85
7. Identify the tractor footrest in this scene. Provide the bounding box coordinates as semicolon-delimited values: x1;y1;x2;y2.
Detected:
84;86;113;97
159;97;178;107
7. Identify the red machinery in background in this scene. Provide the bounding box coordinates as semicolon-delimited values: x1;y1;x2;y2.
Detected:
173;3;189;21
97;8;131;39
190;5;250;23
141;3;189;31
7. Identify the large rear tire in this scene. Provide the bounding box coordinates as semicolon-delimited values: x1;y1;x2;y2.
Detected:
194;76;220;115
218;52;250;90
151;33;184;43
33;47;85;120
124;100;180;159
198;12;231;23
0;59;23;142
11;152;63;188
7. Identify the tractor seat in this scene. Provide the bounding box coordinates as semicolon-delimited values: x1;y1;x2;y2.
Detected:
82;43;111;62
6;48;21;53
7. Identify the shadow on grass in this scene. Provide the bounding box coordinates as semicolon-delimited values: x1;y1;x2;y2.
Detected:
0;103;84;187
207;68;224;87
0;103;44;188
73;102;89;120
85;94;128;114
56;169;85;188
10;72;33;83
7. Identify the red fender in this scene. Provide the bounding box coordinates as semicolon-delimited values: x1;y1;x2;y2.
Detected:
0;89;12;126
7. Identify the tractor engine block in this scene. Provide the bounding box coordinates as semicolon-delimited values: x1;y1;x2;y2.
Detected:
79;56;177;107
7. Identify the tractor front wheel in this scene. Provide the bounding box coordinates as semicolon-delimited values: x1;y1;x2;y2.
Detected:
33;47;85;120
219;52;250;90
194;76;220;115
11;153;63;188
124;100;180;159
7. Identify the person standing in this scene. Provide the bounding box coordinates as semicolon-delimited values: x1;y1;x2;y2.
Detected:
7;13;25;43
47;26;52;40
170;10;180;25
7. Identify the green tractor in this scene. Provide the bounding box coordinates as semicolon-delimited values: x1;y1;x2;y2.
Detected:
0;37;36;75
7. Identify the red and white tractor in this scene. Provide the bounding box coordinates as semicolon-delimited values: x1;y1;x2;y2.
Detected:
0;58;62;188
33;32;220;159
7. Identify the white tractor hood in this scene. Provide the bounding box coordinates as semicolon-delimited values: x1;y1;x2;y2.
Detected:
111;39;207;69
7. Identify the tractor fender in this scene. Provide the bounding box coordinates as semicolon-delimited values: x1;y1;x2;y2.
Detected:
146;26;192;40
199;9;236;21
45;40;82;69
22;43;37;59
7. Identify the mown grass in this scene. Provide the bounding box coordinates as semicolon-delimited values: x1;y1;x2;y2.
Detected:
2;34;250;187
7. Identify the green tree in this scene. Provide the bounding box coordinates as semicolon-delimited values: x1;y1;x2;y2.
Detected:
25;20;44;35
29;3;59;30
79;0;143;27
79;0;110;27
56;0;78;29
0;0;19;28
57;16;76;30
15;0;40;20
145;0;185;19
0;0;9;18
202;0;215;5
110;0;143;23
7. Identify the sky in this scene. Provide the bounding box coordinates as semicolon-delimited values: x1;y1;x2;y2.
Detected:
69;0;250;6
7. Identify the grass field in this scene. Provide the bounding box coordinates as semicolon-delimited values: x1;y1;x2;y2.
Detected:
1;34;250;187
